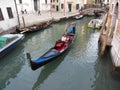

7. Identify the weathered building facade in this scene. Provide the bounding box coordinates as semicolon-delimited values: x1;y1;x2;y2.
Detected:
51;0;84;13
109;0;120;67
16;0;50;14
0;0;18;32
0;0;50;32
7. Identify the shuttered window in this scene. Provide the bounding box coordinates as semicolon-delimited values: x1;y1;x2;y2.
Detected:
7;7;14;19
76;4;79;10
0;8;4;21
61;4;64;9
19;0;22;4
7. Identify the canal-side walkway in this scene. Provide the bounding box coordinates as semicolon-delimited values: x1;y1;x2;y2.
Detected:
0;7;105;35
19;7;106;28
19;11;79;28
0;11;79;35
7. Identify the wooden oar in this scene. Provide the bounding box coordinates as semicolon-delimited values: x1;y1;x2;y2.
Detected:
64;23;71;34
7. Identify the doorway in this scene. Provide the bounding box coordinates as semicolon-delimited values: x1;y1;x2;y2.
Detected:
68;4;72;12
34;0;39;11
56;6;59;11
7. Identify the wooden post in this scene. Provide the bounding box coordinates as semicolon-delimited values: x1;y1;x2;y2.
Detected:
50;0;52;17
98;12;108;41
14;0;20;27
100;13;112;57
22;16;26;28
64;0;66;16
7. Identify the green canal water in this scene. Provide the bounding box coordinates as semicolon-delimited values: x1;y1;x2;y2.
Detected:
0;17;120;90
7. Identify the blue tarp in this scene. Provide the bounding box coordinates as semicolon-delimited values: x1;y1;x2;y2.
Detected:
0;37;8;48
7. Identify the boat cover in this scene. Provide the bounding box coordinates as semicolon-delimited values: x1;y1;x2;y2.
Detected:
0;37;8;48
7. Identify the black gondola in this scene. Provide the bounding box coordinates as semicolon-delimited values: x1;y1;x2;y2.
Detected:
16;21;52;34
26;22;77;70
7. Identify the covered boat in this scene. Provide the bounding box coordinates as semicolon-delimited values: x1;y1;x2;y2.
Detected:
16;21;52;34
27;22;77;70
88;19;102;29
0;34;24;58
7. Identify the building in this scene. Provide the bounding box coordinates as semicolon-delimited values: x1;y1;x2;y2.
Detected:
98;0;120;68
0;0;18;32
109;0;120;67
51;0;84;13
16;0;34;14
0;0;50;33
16;0;50;14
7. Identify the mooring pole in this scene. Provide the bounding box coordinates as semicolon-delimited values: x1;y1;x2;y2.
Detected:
100;12;112;57
22;16;26;28
98;12;108;41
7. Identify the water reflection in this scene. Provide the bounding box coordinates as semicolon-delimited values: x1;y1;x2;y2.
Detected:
32;50;69;90
92;51;120;90
0;43;25;90
2;16;120;90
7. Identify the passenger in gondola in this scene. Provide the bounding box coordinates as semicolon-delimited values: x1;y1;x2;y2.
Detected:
61;35;67;42
55;40;64;48
32;24;37;29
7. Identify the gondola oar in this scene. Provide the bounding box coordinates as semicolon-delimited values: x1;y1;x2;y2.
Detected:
64;23;70;34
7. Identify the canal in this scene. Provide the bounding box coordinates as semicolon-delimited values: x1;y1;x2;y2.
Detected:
0;16;120;90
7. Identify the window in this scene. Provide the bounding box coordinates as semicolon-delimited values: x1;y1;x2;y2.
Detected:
19;0;22;4
7;7;14;19
61;4;64;9
52;5;55;8
76;4;79;10
0;8;4;21
45;0;47;4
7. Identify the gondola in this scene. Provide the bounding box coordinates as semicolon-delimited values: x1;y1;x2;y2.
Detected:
16;21;52;34
26;22;77;70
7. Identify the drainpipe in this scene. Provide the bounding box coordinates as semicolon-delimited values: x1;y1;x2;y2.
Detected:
14;0;20;27
64;0;66;16
50;0;52;17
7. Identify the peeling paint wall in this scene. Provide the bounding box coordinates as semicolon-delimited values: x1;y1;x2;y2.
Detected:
110;0;120;67
0;0;18;31
51;0;84;13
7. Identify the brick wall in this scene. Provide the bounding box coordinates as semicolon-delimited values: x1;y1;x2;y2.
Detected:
116;19;120;36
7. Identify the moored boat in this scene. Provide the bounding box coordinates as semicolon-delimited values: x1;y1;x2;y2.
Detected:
0;34;24;58
88;19;102;29
27;22;77;70
73;14;83;20
16;21;52;34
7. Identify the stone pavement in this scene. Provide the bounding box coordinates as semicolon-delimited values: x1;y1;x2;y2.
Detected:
19;11;79;28
19;7;105;28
